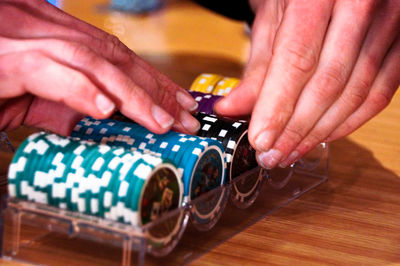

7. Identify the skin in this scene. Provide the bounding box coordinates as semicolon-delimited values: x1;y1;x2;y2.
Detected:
0;0;200;136
1;0;399;170
215;0;400;169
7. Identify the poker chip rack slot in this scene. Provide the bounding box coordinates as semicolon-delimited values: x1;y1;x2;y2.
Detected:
0;129;329;265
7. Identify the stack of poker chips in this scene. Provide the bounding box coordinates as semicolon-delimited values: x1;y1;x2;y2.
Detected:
190;73;240;96
193;113;266;206
7;132;183;230
188;73;240;115
71;117;226;203
194;113;258;182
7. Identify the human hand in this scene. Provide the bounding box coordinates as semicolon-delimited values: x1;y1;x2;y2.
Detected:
0;0;199;135
215;0;400;169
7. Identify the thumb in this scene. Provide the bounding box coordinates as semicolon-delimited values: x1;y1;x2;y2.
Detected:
215;0;284;116
24;98;85;136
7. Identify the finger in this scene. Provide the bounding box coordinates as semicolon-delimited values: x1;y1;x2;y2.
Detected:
1;38;195;134
24;98;85;136
1;1;133;65
215;0;285;117
0;51;116;118
0;2;132;67
248;0;333;168
122;56;199;116
279;0;400;167
24;0;200;116
267;0;379;168
0;2;199;124
327;36;400;142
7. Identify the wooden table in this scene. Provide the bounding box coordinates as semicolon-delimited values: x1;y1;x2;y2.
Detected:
2;0;400;264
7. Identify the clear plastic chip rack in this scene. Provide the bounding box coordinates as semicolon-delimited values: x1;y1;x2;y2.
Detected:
1;133;329;265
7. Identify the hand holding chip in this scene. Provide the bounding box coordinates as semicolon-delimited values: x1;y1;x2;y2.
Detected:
0;0;199;135
215;0;400;169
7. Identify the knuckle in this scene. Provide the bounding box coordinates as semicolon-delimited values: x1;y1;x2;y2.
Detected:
342;77;372;107
311;86;335;106
105;33;121;48
363;53;380;76
104;33;129;62
367;90;392;112
319;60;348;88
342;88;368;108
311;61;348;104
302;132;321;152
66;42;98;66
265;104;294;130
282;125;306;145
281;40;318;76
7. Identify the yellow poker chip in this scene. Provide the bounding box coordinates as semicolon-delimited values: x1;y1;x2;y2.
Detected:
190;73;223;93
212;77;240;96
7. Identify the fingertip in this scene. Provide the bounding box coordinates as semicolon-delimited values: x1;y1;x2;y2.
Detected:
176;90;198;112
215;85;256;116
256;149;284;169
179;110;200;134
151;104;175;130
252;130;276;152
213;96;230;114
95;94;115;116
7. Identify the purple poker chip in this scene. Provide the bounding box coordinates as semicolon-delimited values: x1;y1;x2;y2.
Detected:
188;91;222;115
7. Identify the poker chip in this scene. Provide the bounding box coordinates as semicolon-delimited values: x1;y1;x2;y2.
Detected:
189;73;239;96
72;117;227;228
188;91;222;115
194;113;266;208
212;77;240;96
8;132;184;249
194;113;258;180
189;73;223;93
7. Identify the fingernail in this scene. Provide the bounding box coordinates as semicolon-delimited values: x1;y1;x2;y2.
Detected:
257;149;283;169
176;91;198;112
254;130;275;151
96;94;115;115
279;150;299;168
180;110;200;133
152;105;174;129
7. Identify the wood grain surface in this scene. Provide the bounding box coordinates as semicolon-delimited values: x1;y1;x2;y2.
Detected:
1;0;400;264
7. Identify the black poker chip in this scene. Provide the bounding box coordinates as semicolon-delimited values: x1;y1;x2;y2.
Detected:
194;113;257;181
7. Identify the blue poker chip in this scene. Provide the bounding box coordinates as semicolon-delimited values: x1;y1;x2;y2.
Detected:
71;117;229;230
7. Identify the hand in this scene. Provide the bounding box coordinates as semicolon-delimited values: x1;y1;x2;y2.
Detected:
0;0;199;135
215;0;400;169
